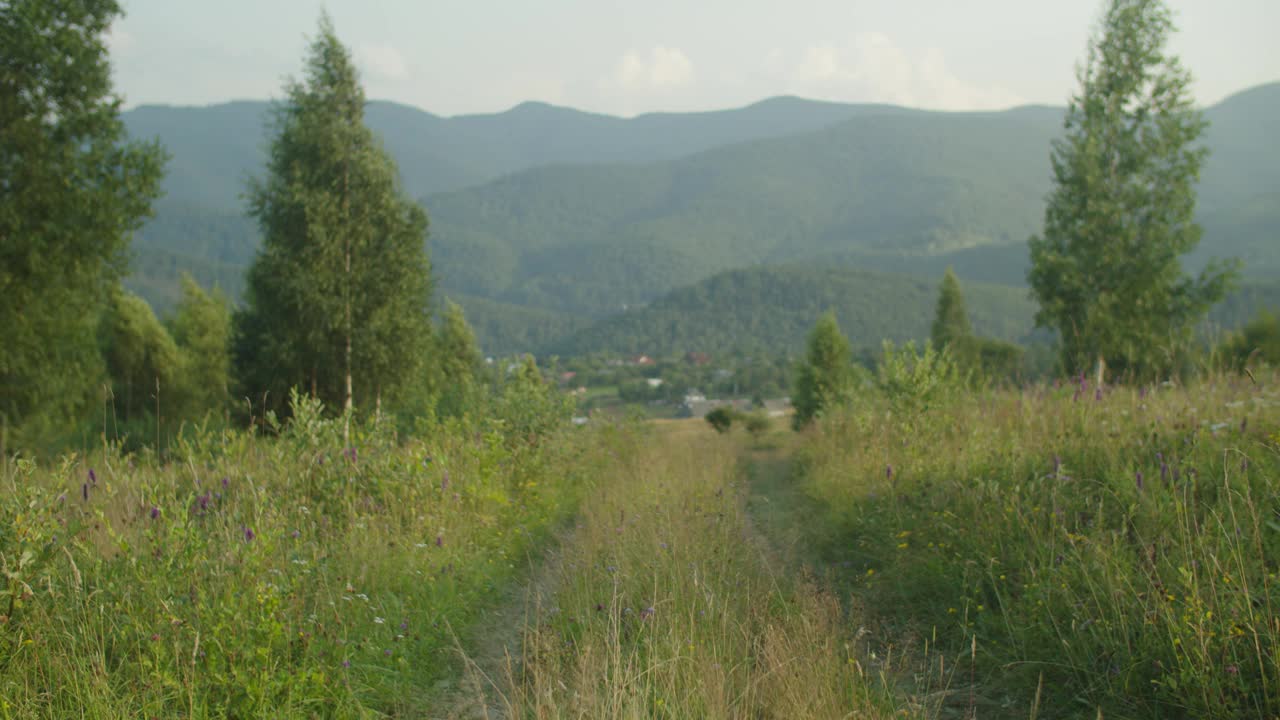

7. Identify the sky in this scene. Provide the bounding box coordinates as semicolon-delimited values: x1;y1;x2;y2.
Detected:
107;0;1280;118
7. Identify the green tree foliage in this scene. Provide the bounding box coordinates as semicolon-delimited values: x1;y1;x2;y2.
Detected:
1028;0;1234;382
0;0;165;446
493;356;572;446
168;274;232;419
234;16;432;423
99;289;183;429
433;300;483;417
705;406;737;434
438;301;481;387
1218;309;1280;369
876;341;962;416
792;312;854;428
931;267;973;350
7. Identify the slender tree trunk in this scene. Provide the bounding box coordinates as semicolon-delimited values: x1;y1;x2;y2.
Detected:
343;157;352;447
1095;354;1106;387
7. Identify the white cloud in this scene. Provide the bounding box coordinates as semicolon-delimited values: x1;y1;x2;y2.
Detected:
358;43;408;81
614;46;694;91
783;33;1022;110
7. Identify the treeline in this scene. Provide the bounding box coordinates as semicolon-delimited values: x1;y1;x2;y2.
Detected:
1;6;553;454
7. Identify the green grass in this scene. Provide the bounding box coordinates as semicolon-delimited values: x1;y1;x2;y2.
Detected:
0;401;606;717
492;421;906;718
793;373;1280;718
5;373;1277;718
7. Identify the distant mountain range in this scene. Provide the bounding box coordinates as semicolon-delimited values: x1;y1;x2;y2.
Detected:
122;83;1280;356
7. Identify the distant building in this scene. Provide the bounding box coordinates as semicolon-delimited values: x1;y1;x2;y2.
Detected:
631;355;655;366
678;397;753;419
646;378;665;388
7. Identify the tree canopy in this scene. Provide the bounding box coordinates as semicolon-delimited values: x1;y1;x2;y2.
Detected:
931;267;973;351
1027;0;1235;381
792;311;855;428
1;0;166;446
234;16;433;421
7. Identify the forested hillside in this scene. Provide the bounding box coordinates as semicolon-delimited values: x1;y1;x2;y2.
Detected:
123;83;1280;355
548;264;1041;357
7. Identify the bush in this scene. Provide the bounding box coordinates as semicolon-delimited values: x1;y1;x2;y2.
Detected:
705;406;737;434
1218;309;1280;369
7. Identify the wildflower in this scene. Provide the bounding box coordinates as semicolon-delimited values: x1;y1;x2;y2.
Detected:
88;468;97;486
150;633;160;642
1226;665;1239;675
1139;385;1148;399
399;620;408;631
1135;471;1144;491
222;476;229;490
374;617;385;624
342;659;351;668
243;526;255;542
885;464;893;480
82;483;89;501
1095;387;1103;401
435;535;443;547
1240;457;1249;472
384;649;392;657
641;606;655;620
150;506;160;520
291;529;300;539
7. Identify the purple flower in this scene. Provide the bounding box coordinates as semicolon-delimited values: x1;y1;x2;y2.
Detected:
88;468;97;486
435;535;443;547
221;476;229;490
1095;387;1103;401
57;493;66;504
1241;458;1249;472
1135;471;1144;491
291;529;300;539
885;464;893;480
399;620;408;631
383;648;392;657
243;526;255;542
344;447;358;463
640;606;655;620
82;483;89;501
150;506;160;520
342;659;351;668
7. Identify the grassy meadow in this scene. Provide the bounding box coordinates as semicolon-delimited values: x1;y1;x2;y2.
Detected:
793;372;1280;718
2;372;1277;719
0;396;606;718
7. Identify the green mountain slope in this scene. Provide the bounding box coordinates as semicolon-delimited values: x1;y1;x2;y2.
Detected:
546;264;1041;358
428;85;1279;317
548;264;1280;360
